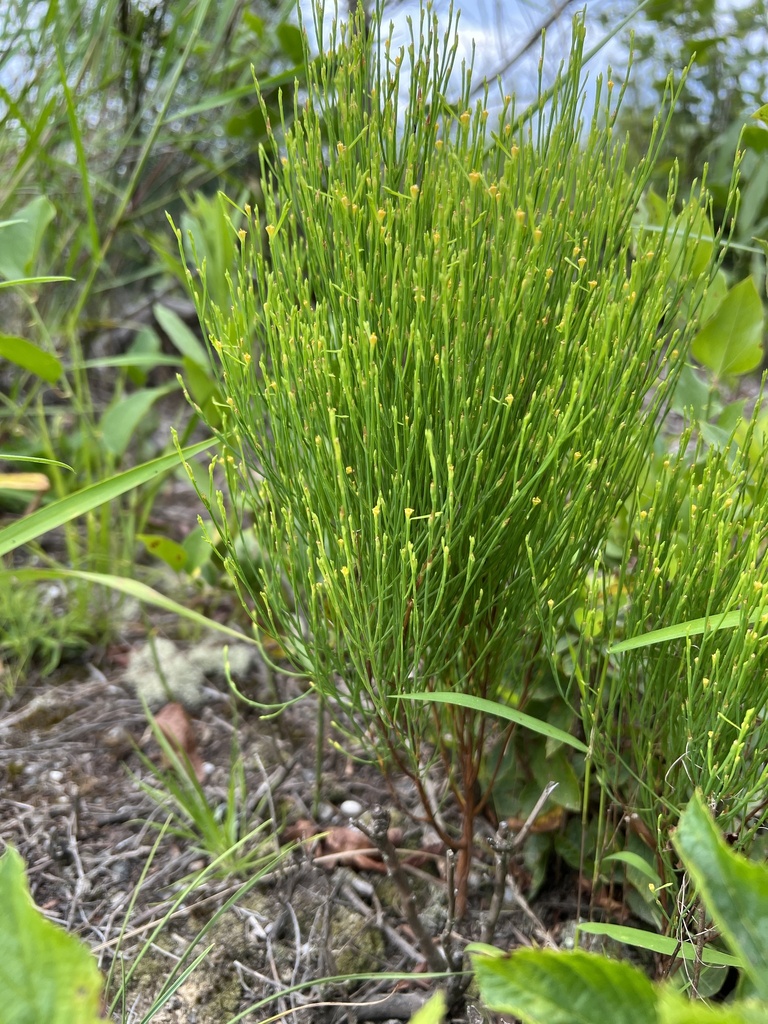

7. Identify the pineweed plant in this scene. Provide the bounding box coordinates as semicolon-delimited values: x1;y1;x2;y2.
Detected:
181;1;724;910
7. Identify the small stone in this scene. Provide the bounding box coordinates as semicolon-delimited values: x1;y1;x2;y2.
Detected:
102;725;133;758
339;799;363;818
316;802;335;823
49;770;64;783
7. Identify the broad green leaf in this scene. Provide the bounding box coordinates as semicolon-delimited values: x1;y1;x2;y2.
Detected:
182;356;221;426
533;745;581;811
671;363;712;421
243;10;264;35
100;384;176;457
738;163;768;239
182;523;215;574
0;197;56;280
691;276;764;378
742;125;768;154
276;22;304;64
718;399;746;435
642;188;668;227
699;419;733;449
753;103;768;129
471;948;657;1024
138;534;188;572
698;270;728;329
407;991;446;1024
601;852;663;889
125;326;163;385
577;923;741;969
3;568;257;645
659;990;766;1023
398;692;588;753
674;794;768;1000
0;439;213;557
678;202;714;278
0;334;61;383
608;609;747;653
153;303;209;367
0;847;107;1024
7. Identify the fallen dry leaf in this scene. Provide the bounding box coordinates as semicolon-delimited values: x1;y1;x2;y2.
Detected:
321;826;388;872
151;702;205;782
282;820;413;873
282;818;319;843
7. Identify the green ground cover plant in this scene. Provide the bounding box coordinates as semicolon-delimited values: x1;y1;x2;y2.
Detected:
184;0;738;917
560;423;768;920
471;793;768;1022
136;703;279;877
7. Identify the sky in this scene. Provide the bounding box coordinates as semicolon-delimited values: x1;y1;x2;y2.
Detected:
298;0;639;107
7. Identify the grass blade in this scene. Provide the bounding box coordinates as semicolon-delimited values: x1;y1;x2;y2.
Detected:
398;692;588;753
0;438;213;556
3;568;256;645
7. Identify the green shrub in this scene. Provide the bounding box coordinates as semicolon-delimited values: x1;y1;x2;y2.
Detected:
183;0;730;911
566;427;768;885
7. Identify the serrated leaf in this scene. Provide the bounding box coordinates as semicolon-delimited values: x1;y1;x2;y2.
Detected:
691;276;764;378
0;847;107;1024
674;794;768;1000
472;948;657;1024
0;334;61;383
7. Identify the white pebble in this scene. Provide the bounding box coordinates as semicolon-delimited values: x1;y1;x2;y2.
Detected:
49;770;64;783
316;802;335;822
340;799;363;818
